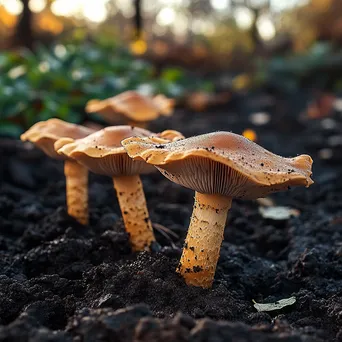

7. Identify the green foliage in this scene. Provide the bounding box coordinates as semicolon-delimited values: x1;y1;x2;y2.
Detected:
0;40;212;137
0;122;23;137
255;42;342;92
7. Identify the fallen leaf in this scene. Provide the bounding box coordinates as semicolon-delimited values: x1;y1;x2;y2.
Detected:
249;112;271;126
256;197;275;207
259;206;300;220
253;296;296;312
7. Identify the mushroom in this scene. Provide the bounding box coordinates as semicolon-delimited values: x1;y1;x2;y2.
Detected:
56;126;183;251
122;131;313;288
20;119;95;225
186;91;231;112
85;91;174;128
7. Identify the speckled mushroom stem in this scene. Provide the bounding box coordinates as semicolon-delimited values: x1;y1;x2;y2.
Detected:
177;192;232;288
113;175;155;251
64;159;89;225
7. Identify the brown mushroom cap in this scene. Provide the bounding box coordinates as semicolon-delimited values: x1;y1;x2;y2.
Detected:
122;131;314;199
20;118;95;160
157;129;184;141
152;94;175;116
56;126;157;177
85;91;174;123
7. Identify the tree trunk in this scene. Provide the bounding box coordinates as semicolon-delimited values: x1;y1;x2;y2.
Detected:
250;8;264;55
14;0;34;49
133;0;142;39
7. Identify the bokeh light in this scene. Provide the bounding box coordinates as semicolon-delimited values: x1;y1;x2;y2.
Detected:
82;1;109;23
210;0;229;11
130;39;147;55
50;0;81;17
257;15;276;40
49;0;109;22
2;0;23;15
0;0;325;65
242;129;257;142
172;14;188;36
116;0;134;18
234;7;254;30
29;0;46;13
157;7;176;26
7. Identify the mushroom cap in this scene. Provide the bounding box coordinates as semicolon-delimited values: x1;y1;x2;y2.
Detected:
146;130;185;144
152;94;175;116
85;91;174;123
20;118;95;160
56;126;157;177
122;131;314;199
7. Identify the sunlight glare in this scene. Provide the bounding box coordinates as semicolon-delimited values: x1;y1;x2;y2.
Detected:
159;0;183;5
156;7;176;26
234;7;254;30
29;0;46;13
50;0;109;22
3;0;23;15
116;0;134;18
83;0;108;23
257;15;276;41
271;0;309;12
51;0;81;17
210;0;229;11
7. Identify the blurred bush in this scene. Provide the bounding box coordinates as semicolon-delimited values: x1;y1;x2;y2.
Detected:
0;39;212;137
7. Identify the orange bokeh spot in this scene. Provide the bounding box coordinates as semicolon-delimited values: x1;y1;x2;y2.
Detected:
232;74;251;91
38;14;64;34
130;39;147;55
242;129;257;142
0;8;17;28
153;40;168;56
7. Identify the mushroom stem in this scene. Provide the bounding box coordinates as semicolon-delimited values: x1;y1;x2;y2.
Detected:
113;175;155;251
64;160;89;225
177;192;232;288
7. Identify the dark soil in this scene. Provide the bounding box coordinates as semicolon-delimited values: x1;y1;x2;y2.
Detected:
1;91;342;341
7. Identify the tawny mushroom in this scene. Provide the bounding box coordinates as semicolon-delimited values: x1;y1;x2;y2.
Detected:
20;119;95;225
85;91;174;128
122;131;313;288
55;126;183;251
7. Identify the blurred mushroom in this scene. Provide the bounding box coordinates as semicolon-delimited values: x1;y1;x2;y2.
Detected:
153;129;184;142
85;91;174;128
306;93;335;119
20;119;95;225
152;94;175;115
186;91;231;112
122;131;313;288
56;126;183;251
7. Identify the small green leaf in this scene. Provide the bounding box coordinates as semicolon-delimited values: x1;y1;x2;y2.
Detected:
161;68;184;83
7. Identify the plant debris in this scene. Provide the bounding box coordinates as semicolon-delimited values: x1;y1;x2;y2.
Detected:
253;297;296;312
259;206;300;220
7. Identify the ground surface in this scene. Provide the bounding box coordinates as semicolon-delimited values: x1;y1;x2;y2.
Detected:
0;91;342;342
